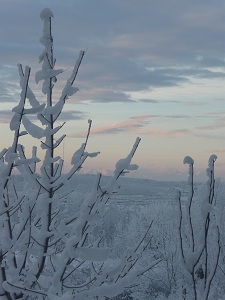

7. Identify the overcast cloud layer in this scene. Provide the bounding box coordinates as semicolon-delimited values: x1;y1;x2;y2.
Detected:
0;0;224;181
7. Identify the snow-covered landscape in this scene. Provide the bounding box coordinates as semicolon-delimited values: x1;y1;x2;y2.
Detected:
64;173;225;300
2;172;225;299
0;6;224;300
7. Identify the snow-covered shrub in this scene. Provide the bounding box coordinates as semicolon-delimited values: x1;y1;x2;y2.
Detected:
0;8;160;300
106;184;183;299
177;155;221;300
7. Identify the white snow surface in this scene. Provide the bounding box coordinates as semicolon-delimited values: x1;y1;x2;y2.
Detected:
40;8;54;20
1;173;224;299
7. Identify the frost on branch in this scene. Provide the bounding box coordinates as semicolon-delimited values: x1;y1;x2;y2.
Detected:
115;137;141;176
0;9;159;300
208;154;217;169
17;63;40;108
177;154;221;299
71;142;100;165
60;50;84;102
22;115;45;139
206;154;217;181
35;68;64;84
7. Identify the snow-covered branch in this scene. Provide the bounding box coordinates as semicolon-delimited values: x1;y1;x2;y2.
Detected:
177;155;221;300
0;8;158;300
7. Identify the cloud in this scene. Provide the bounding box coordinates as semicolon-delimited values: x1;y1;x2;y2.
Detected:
149;66;225;80
137;99;161;104
207;148;225;154
0;108;86;125
194;133;224;140
75;88;135;103
195;56;225;68
0;110;13;124
69;115;150;137
0;81;20;103
145;128;189;138
206;110;225;116
0;65;20;103
195;117;225;131
69;114;193;138
72;112;208;138
60;110;86;121
196;124;224;131
64;57;225;104
0;1;224;182
214;98;225;102
181;101;208;107
1;0;224;106
87;58;190;88
137;99;207;107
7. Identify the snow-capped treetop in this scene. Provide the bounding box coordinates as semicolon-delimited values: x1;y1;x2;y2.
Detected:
183;156;194;165
40;8;54;20
206;154;217;185
208;154;217;170
183;156;194;185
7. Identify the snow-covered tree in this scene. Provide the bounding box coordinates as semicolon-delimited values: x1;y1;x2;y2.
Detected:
177;155;221;300
0;8;161;300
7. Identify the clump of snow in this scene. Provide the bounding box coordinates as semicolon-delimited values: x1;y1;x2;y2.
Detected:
22;116;45;139
23;103;45;114
40;8;54;20
10;113;20;131
4;147;18;163
208;154;217;170
35;69;63;84
183;156;194;165
71;143;100;165
115;137;140;176
71;143;85;165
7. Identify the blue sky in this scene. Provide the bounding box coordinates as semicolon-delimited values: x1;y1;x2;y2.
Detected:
0;0;224;181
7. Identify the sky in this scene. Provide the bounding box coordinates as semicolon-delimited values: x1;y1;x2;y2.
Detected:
0;0;224;182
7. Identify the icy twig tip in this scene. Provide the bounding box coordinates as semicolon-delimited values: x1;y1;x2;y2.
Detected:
208;154;217;164
40;8;54;20
208;154;217;169
136;137;141;142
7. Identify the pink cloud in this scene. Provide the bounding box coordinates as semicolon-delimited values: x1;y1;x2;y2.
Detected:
214;98;225;102
196;121;225;131
68;114;192;138
69;115;151;138
207;148;225;153
182;101;208;106
145;128;189;138
194;133;223;140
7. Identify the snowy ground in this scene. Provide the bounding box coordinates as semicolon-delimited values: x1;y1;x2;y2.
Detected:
10;173;225;299
65;173;190;202
62;174;225;300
